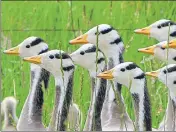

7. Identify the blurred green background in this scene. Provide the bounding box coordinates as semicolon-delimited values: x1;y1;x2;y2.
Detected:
1;1;176;129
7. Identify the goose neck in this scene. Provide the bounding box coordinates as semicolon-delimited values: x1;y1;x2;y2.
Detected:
84;76;106;131
131;78;151;131
28;64;45;121
48;72;73;131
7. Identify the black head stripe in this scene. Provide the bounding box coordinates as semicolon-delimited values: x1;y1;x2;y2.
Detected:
96;57;105;64
55;53;71;59
163;65;176;74
158;21;176;28
85;45;96;53
62;53;71;59
170;31;176;37
63;65;74;72
110;37;122;45
134;73;145;79
126;63;139;70
38;48;48;55
173;56;176;61
84;45;101;53
100;27;114;34
30;38;44;46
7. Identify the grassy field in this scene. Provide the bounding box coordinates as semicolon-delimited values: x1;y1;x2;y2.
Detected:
1;1;176;129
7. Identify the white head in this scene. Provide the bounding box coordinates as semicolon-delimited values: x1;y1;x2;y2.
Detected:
4;36;49;58
23;50;74;77
146;64;176;102
97;62;145;90
70;44;105;77
135;19;176;42
138;40;176;64
69;24;124;56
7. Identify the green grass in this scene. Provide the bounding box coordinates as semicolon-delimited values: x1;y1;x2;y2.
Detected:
1;1;176;129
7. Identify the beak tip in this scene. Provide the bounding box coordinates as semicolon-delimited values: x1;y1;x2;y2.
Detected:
69;40;74;45
134;29;140;33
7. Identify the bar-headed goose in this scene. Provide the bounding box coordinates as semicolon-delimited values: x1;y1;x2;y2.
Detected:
146;64;176;131
134;19;176;42
71;44;107;131
1;96;18;131
97;62;152;131
4;37;50;131
69;24;133;131
23;50;75;131
138;39;176;131
138;40;176;64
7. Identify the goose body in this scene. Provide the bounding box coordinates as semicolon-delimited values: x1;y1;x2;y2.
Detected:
146;64;176;131
1;96;18;131
4;37;50;131
134;19;176;42
97;62;152;131
24;50;75;131
71;44;107;131
70;24;133;131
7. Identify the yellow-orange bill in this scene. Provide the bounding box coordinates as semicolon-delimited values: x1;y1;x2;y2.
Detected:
69;34;89;45
162;39;176;48
134;27;151;35
97;69;114;79
138;45;156;55
23;56;42;64
145;71;158;78
3;46;20;55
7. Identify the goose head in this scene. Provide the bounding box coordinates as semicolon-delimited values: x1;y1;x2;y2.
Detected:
138;40;176;64
146;64;176;103
4;36;49;58
134;19;176;42
69;24;124;56
97;62;145;88
70;44;105;77
23;50;74;77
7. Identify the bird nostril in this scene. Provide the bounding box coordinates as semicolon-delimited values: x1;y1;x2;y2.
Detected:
77;37;82;40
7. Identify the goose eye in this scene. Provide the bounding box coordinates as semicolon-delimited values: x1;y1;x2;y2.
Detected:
26;45;30;48
173;80;176;84
157;25;161;29
49;55;54;59
161;47;165;50
80;51;85;55
120;68;125;72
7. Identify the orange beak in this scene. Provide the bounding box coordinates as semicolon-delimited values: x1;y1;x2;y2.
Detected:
145;71;159;78
162;39;176;48
3;46;20;55
97;69;114;79
138;45;156;55
69;34;89;45
134;27;151;35
23;56;42;64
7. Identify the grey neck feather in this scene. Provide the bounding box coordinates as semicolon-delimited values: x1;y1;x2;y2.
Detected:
17;64;50;130
131;79;151;131
58;72;74;131
160;95;176;131
84;67;107;131
48;72;74;131
29;68;50;121
48;85;61;131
